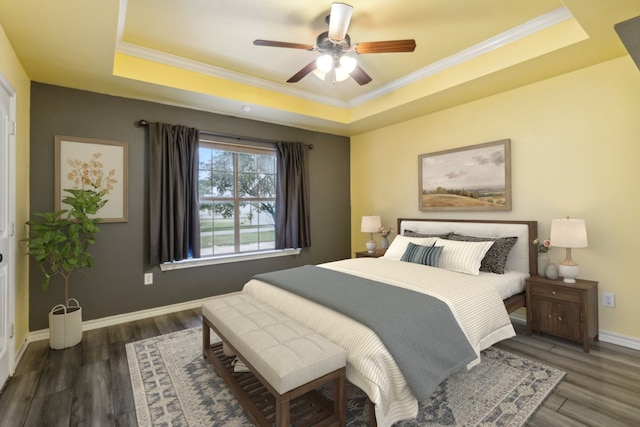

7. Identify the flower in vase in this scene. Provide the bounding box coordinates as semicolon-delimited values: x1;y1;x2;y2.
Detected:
533;238;551;253
379;226;393;238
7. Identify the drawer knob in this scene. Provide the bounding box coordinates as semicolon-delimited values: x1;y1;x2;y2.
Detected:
558;316;562;322
552;291;557;295
548;314;552;319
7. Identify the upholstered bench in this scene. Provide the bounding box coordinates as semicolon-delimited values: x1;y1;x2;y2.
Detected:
202;292;347;427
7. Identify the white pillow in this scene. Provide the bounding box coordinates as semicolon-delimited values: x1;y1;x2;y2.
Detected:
383;235;438;260
435;239;495;275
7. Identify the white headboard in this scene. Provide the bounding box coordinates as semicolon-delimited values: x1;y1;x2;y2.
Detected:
398;218;538;275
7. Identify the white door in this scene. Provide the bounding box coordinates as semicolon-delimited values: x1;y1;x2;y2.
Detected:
0;74;16;388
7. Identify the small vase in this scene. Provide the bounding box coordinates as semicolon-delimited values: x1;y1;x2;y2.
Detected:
537;253;550;278
545;263;559;280
380;236;389;249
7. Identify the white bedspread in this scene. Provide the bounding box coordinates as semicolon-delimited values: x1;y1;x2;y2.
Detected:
243;258;515;426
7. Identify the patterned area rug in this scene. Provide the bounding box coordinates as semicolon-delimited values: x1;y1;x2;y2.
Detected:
126;327;564;426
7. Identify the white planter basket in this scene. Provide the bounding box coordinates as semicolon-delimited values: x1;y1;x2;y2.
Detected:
49;298;83;349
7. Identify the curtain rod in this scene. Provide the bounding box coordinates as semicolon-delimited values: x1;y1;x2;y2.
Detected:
138;120;314;149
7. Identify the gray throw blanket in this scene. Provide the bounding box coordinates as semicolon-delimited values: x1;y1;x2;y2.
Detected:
253;265;477;400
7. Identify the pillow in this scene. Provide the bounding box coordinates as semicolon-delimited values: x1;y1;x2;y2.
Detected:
401;242;443;266
383;235;438;261
403;230;452;239
434;239;495;275
446;234;518;274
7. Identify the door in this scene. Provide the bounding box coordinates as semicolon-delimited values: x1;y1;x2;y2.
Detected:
531;298;555;335
556;302;582;342
0;74;16;388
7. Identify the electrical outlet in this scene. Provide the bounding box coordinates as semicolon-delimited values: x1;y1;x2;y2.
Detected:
602;292;615;308
144;273;153;285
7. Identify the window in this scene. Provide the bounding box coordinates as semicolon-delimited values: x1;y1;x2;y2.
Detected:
198;140;277;257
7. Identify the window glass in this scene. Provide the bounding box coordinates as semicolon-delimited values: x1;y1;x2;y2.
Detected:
199;141;276;256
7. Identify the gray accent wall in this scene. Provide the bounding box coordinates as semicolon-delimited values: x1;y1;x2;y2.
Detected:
29;83;351;331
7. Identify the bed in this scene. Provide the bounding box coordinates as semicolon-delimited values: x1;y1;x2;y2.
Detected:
242;218;538;426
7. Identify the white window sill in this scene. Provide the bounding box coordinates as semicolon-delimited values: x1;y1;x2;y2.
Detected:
159;248;302;271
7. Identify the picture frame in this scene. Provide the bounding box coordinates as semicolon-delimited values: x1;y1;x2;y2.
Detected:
55;135;129;222
418;139;511;211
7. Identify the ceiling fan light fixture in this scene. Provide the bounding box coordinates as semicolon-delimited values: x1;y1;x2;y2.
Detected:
316;54;333;73
312;68;328;81
334;67;351;82
339;55;357;73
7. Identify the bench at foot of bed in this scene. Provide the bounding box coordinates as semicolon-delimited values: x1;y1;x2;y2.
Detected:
202;292;347;427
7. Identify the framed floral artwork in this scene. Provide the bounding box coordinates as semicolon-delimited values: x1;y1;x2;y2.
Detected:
418;139;511;211
54;135;128;222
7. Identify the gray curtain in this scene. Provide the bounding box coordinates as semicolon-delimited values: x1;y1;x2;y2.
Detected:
149;122;201;264
275;142;311;249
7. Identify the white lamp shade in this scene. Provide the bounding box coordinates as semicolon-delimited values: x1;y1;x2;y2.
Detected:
550;218;588;248
361;216;381;233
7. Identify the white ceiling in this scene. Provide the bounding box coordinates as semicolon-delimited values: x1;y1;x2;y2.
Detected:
1;0;639;135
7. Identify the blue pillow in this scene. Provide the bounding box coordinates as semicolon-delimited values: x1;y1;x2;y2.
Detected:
401;242;443;267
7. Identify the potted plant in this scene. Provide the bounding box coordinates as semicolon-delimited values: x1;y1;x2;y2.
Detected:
23;184;107;349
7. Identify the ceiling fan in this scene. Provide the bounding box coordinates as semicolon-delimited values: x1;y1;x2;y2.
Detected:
253;2;416;85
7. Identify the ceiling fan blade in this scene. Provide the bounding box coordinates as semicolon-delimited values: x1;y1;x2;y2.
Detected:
354;39;416;54
287;60;318;83
350;65;372;85
328;2;353;41
253;39;315;50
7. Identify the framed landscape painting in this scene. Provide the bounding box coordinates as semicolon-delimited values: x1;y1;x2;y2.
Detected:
55;135;129;222
418;139;511;211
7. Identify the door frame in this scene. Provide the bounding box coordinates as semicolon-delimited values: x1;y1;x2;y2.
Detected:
0;72;16;385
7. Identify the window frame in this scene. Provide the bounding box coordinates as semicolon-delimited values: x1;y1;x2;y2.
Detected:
188;138;286;264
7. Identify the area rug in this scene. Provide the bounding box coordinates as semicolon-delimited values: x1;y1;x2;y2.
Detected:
126;327;564;426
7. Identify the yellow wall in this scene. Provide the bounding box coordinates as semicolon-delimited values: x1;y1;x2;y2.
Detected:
351;56;640;341
0;24;31;354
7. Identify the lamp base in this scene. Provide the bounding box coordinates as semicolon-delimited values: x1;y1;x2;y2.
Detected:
365;241;377;253
558;264;579;283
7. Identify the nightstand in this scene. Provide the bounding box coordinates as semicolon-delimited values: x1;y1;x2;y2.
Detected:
525;276;598;352
355;249;386;258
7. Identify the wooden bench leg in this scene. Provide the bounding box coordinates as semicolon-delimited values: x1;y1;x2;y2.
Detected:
334;369;346;426
275;394;291;427
202;319;210;359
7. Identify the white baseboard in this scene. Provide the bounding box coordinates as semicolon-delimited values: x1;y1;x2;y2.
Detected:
27;296;213;343
599;330;640;351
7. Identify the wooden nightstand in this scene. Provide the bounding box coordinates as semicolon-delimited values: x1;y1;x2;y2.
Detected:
355;249;386;258
525;276;598;352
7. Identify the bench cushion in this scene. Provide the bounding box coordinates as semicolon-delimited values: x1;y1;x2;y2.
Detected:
202;292;347;395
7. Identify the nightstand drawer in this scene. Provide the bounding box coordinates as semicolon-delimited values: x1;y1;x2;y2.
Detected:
530;284;581;303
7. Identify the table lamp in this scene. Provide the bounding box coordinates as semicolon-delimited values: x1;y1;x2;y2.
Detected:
361;216;381;253
550;217;588;283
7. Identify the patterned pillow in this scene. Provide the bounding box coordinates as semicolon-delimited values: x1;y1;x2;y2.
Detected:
434;239;495;275
400;242;443;267
446;234;518;274
403;230;452;239
383;235;438;261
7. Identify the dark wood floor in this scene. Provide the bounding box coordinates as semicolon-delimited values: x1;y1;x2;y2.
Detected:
0;309;638;426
